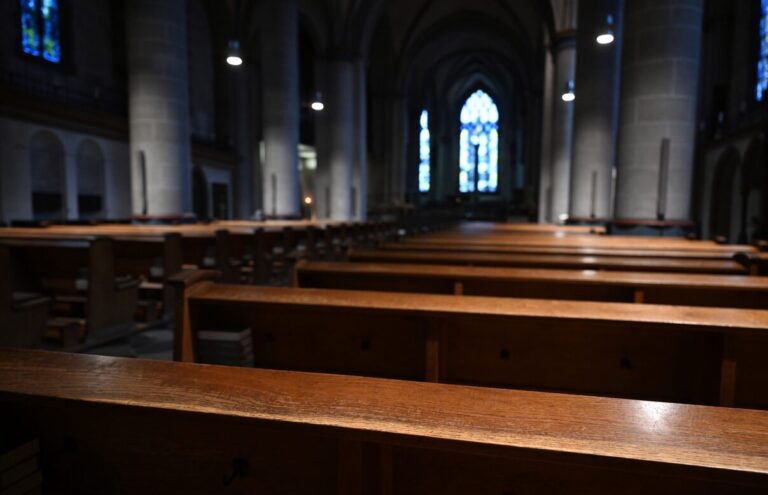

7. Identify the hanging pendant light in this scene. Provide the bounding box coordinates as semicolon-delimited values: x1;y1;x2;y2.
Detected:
310;91;324;111
226;40;243;66
562;80;575;102
596;14;615;45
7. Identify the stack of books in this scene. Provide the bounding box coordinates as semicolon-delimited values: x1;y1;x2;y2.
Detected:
197;328;254;367
1;437;42;495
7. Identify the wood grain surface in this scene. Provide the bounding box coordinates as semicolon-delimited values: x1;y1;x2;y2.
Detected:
0;348;767;480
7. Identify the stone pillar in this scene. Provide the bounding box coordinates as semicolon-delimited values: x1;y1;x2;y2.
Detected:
352;59;368;220
537;44;555;222
614;0;703;220
549;34;577;222
327;60;355;220
64;150;78;220
569;0;622;220
262;0;300;218
126;0;192;216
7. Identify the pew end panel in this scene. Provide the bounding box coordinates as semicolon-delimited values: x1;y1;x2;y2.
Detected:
169;269;222;362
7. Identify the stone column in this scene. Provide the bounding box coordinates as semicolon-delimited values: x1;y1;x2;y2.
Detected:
538;44;555;222
126;0;192;216
352;58;368;220
569;0;622;220
549;34;577;222
614;0;703;220
262;0;300;218
327;59;355;220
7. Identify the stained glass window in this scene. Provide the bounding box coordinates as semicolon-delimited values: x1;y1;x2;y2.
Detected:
418;109;430;193
20;0;61;63
758;0;768;101
459;90;499;193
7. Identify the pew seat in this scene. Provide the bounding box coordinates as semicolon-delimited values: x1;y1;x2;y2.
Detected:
0;349;765;494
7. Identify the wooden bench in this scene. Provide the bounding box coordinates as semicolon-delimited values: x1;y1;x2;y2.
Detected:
440;221;606;236
0;245;49;348
172;274;768;409
1;237;139;349
0;349;765;494
348;248;749;274
404;230;754;252
294;260;768;309
381;240;751;260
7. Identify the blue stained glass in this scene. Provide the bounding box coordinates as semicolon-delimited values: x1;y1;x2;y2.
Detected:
459;90;499;193
41;0;60;63
21;0;40;57
20;0;60;63
419;109;430;193
758;0;768;101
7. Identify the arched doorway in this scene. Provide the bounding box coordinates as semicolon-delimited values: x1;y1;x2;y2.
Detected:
76;140;105;219
29;130;65;220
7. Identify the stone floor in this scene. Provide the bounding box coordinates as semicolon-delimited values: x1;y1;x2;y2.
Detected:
83;328;174;361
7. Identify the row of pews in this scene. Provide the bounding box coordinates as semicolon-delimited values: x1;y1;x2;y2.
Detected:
0;220;395;350
1;221;767;493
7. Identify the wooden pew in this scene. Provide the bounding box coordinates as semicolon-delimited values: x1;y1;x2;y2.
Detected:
0;349;766;494
172;275;768;409
442;221;606;236
347;248;749;274
2;237;139;349
111;233;183;319
0;228;184;319
381;240;748;261
294;260;768;309
0;245;49;348
403;230;755;253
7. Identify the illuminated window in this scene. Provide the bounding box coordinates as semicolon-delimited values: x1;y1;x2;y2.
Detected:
21;0;61;63
758;0;768;101
459;90;499;193
418;109;430;193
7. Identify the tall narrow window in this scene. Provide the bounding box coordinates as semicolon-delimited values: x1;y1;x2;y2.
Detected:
418;109;430;193
459;90;499;193
758;0;768;101
20;0;61;63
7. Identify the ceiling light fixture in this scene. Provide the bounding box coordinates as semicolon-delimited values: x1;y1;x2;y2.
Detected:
226;40;243;66
310;91;324;111
562;80;575;102
596;14;615;45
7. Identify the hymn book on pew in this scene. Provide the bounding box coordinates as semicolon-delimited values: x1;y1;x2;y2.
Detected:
197;328;254;367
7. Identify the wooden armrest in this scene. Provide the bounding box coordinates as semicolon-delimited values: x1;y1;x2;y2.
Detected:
140;281;164;291
11;294;50;311
167;269;220;289
115;277;140;291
